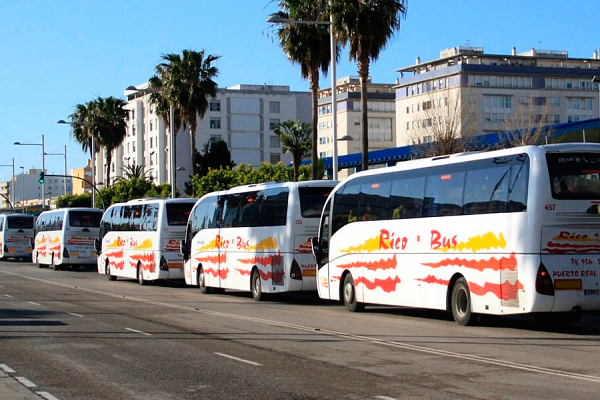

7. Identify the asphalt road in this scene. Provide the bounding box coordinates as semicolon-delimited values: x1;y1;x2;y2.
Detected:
1;260;600;400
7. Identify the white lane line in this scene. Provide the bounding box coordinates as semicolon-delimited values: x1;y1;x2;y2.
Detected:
37;391;62;400
0;363;16;373
214;352;262;366
4;294;13;298
67;312;84;318
374;397;398;400
15;376;37;387
28;301;40;306
3;269;600;384
125;327;152;336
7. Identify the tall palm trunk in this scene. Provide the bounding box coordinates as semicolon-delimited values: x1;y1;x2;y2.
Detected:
190;120;198;177
105;149;112;187
358;56;370;171
309;66;320;180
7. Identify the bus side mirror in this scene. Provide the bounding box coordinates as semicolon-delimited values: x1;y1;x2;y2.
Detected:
311;236;322;263
94;238;102;253
180;240;189;261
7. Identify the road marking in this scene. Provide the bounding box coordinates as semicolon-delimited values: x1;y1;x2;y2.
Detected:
37;391;62;400
125;327;152;336
0;363;15;373
28;301;40;306
3;269;600;384
4;294;13;298
67;312;84;318
15;376;36;387
374;397;398;400
214;352;262;366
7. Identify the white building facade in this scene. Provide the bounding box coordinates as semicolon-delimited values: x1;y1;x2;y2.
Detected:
96;83;311;193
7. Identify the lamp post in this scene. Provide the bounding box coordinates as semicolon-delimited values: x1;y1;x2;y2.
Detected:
20;166;24;213
267;2;339;180
0;158;15;209
58;120;95;207
14;135;45;211
44;145;68;196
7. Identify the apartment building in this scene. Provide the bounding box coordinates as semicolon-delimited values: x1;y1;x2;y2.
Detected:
395;46;600;147
96;83;311;193
317;76;396;176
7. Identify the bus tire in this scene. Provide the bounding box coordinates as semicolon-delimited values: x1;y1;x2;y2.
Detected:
251;269;266;301
52;254;60;271
198;267;211;294
343;273;364;312
137;264;148;286
451;277;475;326
106;261;117;281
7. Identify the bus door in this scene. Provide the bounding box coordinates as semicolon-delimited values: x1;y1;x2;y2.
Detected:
314;197;332;299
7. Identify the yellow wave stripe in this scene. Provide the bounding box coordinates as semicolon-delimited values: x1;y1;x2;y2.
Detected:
134;238;153;250
195;237;219;252
444;232;506;253
247;237;278;251
341;235;381;254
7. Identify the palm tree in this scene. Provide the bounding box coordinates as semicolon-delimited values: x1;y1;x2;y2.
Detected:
331;0;408;171
149;49;220;177
271;0;334;180
93;96;128;186
70;101;97;166
274;120;312;182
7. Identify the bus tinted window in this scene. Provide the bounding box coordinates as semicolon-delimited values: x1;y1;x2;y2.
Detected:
547;153;600;200
69;211;102;228
7;216;34;229
166;202;195;226
299;187;332;218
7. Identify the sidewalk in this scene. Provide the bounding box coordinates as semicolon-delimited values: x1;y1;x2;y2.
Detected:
0;371;44;400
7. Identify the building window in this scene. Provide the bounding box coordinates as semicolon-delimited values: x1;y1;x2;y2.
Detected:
269;101;280;113
269;118;280;130
210;135;222;142
270;153;281;164
150;120;153;131
270;135;280;148
210;100;221;112
210;118;221;129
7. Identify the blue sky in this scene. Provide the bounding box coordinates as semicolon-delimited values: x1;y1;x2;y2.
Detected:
0;0;598;183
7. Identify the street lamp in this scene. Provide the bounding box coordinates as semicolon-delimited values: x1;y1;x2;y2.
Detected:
267;2;340;180
44;145;68;196
126;85;177;198
58;119;95;207
20;166;24;213
14;135;45;211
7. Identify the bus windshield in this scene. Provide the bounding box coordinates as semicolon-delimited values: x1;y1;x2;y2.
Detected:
166;202;195;226
7;216;34;229
547;153;600;199
69;211;102;228
299;187;333;218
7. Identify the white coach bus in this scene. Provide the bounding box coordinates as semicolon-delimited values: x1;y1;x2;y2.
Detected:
312;144;600;326
181;181;336;300
97;198;197;284
0;213;35;261
33;208;103;269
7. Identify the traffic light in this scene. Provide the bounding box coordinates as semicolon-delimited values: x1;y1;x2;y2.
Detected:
39;172;44;184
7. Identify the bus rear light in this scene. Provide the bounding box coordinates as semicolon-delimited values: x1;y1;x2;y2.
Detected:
159;256;169;271
290;259;302;281
63;248;70;258
536;262;554;296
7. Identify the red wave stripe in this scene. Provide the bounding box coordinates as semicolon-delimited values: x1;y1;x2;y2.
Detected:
338;255;397;271
130;253;155;263
111;259;125;270
416;274;450;286
259;269;285;284
194;253;226;264
204;267;230;279
236;269;252;276
355;275;401;293
543;241;600;253
422;253;517;272
469;280;523;301
105;249;124;258
239;251;283;267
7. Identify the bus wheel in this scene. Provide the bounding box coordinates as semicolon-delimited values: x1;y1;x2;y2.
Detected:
252;270;266;301
343;274;364;312
106;262;117;281
137;265;148;286
451;277;475;326
198;267;211;294
52;255;60;271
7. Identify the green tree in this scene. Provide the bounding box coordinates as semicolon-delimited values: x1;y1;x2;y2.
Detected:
271;0;334;180
55;193;92;208
149;49;220;177
186;140;235;195
274;120;312;182
331;0;408;171
70;101;99;169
